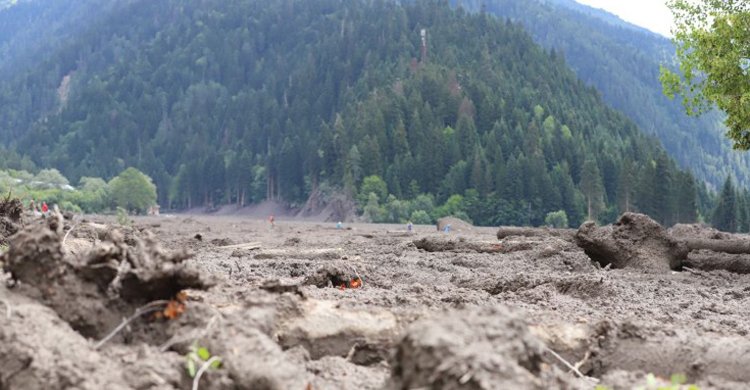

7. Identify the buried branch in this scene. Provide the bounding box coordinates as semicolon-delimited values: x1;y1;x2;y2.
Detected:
192;356;222;390
544;347;598;384
94;300;169;349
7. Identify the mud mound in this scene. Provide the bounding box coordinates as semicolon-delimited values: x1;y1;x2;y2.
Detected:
387;305;573;389
575;213;688;272
2;224;212;340
437;217;473;232
669;223;731;240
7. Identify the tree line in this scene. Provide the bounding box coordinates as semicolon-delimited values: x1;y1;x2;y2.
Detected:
0;0;708;227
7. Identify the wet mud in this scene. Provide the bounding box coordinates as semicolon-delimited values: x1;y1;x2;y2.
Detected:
1;211;749;389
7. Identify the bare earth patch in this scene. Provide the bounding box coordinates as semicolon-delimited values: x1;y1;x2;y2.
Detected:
1;212;749;389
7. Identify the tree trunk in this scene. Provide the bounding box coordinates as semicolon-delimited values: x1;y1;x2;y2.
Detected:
682;239;750;254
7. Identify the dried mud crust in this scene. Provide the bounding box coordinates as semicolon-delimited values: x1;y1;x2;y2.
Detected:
2;214;750;389
387;305;576;389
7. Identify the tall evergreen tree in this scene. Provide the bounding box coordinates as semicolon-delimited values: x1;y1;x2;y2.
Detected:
712;176;738;232
580;159;604;222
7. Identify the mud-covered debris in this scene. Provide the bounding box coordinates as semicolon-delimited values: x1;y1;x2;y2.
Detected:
2;225;65;285
261;279;302;294
684;250;750;274
669;223;731;240
277;299;398;364
285;237;302;246
0;195;23;244
575;213;688;272
413;236;504;253
0;194;23;222
387;305;573;389
2;224;212;339
436;217;473;232
211;237;234;246
303;264;356;288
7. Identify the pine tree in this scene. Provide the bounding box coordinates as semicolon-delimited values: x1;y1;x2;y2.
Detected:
580;158;604;221
712;176;738;232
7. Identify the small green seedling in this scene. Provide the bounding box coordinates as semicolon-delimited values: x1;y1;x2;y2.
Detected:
185;343;222;378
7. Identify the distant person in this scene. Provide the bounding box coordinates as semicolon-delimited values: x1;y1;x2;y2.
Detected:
41;201;49;214
336;221;343;230
407;221;413;232
443;224;451;233
268;214;275;228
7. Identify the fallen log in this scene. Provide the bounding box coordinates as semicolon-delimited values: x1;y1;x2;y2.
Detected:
413;237;504;253
682;239;750;254
497;226;576;241
682;250;750;274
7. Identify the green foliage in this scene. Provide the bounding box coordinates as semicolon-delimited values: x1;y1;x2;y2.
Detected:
662;0;750;150
712;176;739;232
466;0;750;190
115;207;130;227
185;343;222;379
544;210;569;228
0;243;7;254
410;210;432;225
359;176;388;206
109;168;157;214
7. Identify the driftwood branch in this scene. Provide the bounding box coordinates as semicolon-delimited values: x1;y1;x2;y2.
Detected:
94;300;168;349
192;356;221;390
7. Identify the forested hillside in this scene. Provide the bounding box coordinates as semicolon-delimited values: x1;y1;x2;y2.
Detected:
458;0;750;190
0;0;703;227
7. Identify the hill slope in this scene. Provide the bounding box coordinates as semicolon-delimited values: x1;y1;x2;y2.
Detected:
0;0;700;226
457;0;750;190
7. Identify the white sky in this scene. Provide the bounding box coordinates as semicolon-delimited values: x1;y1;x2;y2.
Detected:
574;0;675;37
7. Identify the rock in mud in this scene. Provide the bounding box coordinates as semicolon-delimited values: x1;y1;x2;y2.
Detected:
277;299;399;364
387;305;573;389
575;213;688;272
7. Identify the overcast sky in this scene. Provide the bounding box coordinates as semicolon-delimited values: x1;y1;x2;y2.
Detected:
575;0;674;37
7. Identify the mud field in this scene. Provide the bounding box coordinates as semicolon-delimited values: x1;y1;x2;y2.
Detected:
2;209;750;389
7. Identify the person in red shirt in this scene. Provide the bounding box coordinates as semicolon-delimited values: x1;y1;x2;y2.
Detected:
41;202;48;214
